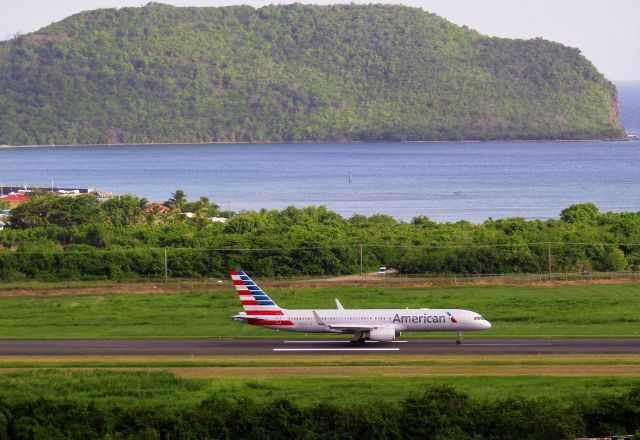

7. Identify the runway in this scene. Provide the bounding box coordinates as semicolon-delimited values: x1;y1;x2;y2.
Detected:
0;338;638;355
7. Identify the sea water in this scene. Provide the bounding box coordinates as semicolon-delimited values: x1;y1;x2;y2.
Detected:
1;82;638;222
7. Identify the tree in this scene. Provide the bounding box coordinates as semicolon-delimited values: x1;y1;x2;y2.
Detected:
167;190;187;213
560;203;600;224
9;193;104;229
101;194;146;226
183;196;220;217
596;246;627;271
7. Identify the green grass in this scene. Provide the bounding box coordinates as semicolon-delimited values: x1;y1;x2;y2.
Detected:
207;376;638;407
0;370;636;407
0;283;638;338
0;355;638;368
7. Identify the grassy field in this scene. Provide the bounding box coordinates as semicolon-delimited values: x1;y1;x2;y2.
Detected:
0;353;638;409
0;283;638;338
1;354;639;380
0;283;638;435
0;368;637;407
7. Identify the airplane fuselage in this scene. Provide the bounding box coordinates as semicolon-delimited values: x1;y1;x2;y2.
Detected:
236;307;491;333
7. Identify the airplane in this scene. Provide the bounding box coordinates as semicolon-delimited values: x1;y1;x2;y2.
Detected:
230;270;491;345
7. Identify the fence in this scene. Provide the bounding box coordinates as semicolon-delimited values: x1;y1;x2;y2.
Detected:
0;270;637;294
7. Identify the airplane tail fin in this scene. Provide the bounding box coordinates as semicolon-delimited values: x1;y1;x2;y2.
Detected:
229;270;284;317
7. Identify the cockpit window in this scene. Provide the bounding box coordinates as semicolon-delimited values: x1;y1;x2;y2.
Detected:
474;315;484;320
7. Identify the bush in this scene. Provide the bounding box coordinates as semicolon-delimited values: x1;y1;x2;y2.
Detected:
0;385;636;438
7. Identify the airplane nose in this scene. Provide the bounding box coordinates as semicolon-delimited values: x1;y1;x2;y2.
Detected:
484;320;492;329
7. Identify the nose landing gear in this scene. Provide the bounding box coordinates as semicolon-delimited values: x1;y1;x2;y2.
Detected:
456;331;464;345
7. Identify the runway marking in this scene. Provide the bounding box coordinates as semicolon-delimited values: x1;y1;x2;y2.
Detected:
284;340;350;344
283;340;407;344
56;344;151;348
273;348;400;352
462;343;555;346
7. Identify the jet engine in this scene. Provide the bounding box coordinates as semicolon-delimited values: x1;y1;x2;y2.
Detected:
367;327;396;342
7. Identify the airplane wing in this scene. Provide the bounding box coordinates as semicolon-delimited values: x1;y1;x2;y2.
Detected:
325;324;379;331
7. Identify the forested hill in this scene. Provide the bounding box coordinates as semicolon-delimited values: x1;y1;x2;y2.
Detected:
0;3;626;145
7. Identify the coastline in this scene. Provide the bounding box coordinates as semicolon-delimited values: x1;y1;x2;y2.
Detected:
0;137;632;149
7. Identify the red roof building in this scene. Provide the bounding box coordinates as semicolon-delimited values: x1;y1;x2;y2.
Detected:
146;203;170;212
0;193;28;202
0;193;29;207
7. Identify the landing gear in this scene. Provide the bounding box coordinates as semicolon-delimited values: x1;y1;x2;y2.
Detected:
351;331;366;346
456;331;464;345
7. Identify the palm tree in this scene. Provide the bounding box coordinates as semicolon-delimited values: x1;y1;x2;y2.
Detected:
167;190;187;212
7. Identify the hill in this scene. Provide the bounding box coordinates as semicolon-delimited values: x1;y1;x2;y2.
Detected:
0;3;626;145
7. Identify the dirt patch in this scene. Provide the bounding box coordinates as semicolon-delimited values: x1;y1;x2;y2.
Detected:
0;283;225;297
0;274;637;297
0;353;638;366
2;365;634;378
1;352;638;378
20;32;69;46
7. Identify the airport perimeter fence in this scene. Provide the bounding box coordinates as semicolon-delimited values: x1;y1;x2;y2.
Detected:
0;270;638;294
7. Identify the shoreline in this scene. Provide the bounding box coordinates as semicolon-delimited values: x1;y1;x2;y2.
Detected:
0;137;632;149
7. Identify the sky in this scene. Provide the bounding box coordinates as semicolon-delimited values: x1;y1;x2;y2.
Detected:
1;0;638;80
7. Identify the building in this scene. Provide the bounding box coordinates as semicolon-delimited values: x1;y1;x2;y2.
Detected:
145;203;170;212
0;193;29;208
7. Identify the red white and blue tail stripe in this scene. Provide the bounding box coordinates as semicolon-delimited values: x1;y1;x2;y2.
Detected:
230;270;293;326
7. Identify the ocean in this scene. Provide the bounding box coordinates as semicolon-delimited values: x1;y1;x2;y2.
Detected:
1;81;638;223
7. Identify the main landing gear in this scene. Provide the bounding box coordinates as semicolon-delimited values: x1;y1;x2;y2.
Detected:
351;331;366;345
456;331;464;345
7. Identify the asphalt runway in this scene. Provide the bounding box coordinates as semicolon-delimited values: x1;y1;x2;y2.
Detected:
0;338;639;355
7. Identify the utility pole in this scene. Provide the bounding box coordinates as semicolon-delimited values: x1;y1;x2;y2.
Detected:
164;248;168;285
359;244;363;276
548;244;552;280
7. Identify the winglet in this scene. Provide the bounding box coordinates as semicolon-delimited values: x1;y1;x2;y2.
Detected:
312;311;326;326
335;298;344;310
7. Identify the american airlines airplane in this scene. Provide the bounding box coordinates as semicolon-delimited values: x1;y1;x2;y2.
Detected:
230;270;491;344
